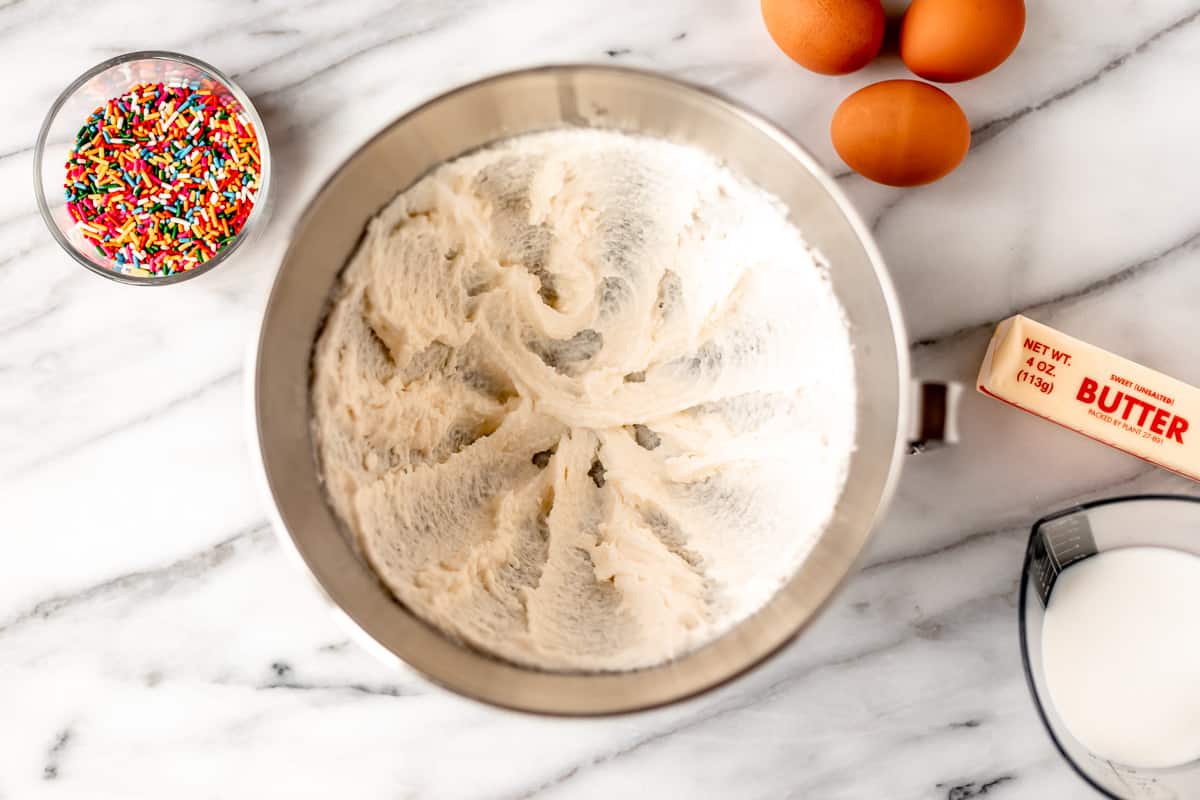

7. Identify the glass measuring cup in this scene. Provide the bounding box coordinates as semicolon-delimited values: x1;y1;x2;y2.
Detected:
1019;495;1200;799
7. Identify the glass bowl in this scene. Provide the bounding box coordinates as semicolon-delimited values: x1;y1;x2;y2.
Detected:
33;50;271;286
1019;495;1200;799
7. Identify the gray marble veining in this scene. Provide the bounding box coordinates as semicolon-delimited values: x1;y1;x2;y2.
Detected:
4;0;1199;797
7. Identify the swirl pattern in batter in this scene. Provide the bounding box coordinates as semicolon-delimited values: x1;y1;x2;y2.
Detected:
312;129;856;671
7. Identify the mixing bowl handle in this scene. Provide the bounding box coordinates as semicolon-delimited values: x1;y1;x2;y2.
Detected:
908;381;962;453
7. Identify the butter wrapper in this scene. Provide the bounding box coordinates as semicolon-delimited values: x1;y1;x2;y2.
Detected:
978;315;1199;482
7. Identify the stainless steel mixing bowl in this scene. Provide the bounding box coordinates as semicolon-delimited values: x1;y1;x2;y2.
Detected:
252;65;911;715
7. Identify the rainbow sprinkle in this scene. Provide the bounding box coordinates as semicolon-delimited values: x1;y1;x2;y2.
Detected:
63;81;261;278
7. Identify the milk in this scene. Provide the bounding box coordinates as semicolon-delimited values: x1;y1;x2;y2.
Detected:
1042;546;1200;769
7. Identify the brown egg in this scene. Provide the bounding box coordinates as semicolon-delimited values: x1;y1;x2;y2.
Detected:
901;0;1025;83
831;80;970;187
761;0;885;76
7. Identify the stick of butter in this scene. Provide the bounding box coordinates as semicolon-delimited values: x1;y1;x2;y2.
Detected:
978;315;1198;482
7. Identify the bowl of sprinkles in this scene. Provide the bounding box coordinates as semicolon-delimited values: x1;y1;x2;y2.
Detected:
34;51;269;285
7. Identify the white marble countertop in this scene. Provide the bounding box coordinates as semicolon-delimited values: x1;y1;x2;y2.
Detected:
3;0;1198;796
